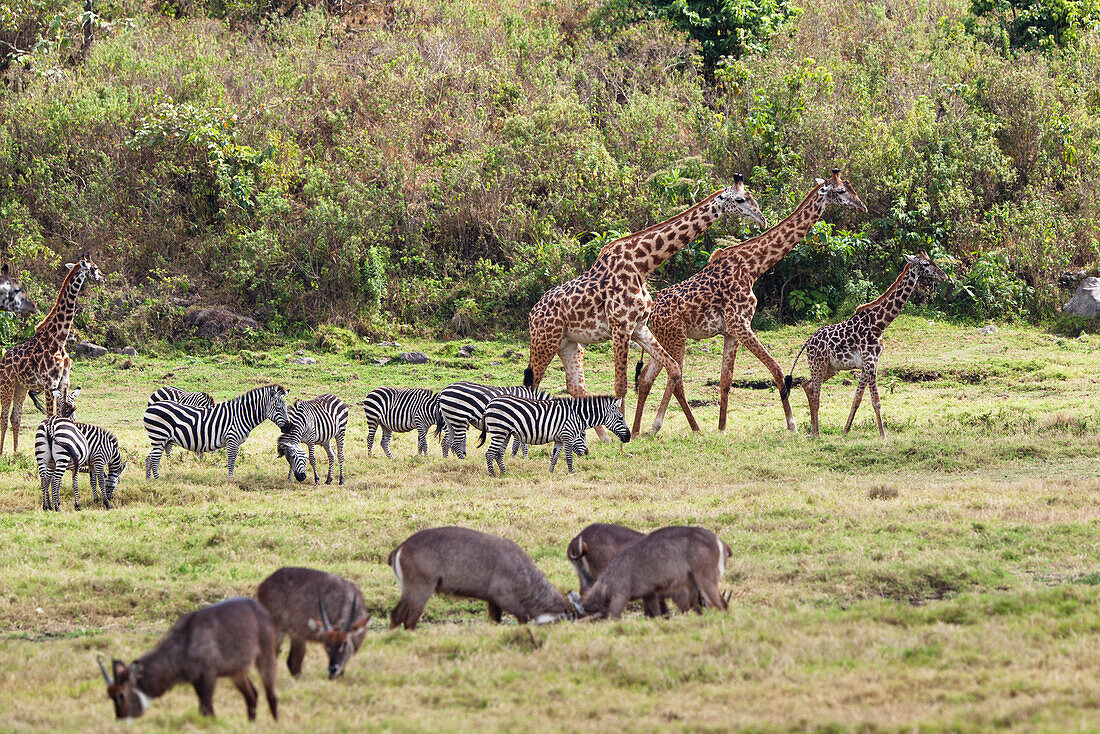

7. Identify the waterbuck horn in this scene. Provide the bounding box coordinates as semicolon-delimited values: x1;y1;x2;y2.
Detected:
722;589;733;606
566;590;585;619
317;591;332;632
97;654;114;685
344;597;358;632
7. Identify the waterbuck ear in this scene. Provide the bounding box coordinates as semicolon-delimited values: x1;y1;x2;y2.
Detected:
349;615;370;632
307;618;323;633
112;659;129;682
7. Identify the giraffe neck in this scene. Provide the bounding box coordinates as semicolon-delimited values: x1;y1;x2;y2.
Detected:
600;191;726;277
34;267;86;350
855;264;920;336
722;185;827;281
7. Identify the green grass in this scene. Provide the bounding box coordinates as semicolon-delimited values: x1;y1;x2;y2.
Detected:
2;317;1100;731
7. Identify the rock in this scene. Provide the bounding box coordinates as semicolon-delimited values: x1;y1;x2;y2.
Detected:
502;349;520;359
113;346;138;356
291;356;317;365
1058;269;1088;288
1063;277;1100;318
978;325;999;335
294;349;306;356
71;341;108;359
185;306;260;338
457;344;476;358
378;341;402;348
371;358;388;367
393;351;429;364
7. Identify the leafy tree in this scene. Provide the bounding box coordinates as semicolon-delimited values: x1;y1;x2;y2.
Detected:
968;0;1100;52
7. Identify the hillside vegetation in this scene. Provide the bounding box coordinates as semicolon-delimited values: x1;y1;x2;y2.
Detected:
2;0;1100;344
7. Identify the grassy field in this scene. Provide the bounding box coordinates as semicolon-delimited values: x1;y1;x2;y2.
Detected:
1;316;1099;732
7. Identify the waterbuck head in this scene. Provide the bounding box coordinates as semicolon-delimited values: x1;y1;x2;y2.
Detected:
307;592;369;679
277;429;308;483
99;655;151;719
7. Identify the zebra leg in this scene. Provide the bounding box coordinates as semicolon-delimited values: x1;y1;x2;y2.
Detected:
486;432;508;476
382;429;394;460
320;441;335;484
454;425;468;460
307;444;320;484
40;461;51;511
145;443;166;480
366;424;378;458
416;421;429;456
550;442;562;473
51;463;65;512
165;440;174;460
71;461;82;511
510;435;522;459
335;431;345;485
90;458;103;505
566;444;575;473
226;438;240;477
441;424;452;458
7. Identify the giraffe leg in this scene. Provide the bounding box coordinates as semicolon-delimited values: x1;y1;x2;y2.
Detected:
727;322;796;432
527;311;564;389
716;335;740;432
0;383;12;456
867;365;885;440
10;385;28;454
844;370;870;434
635;325;693;435
560;341;611;442
633;357;663;435
803;374;823;438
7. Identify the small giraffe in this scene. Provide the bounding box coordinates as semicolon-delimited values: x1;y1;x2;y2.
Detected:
0;256;104;454
782;251;947;438
524;176;766;438
0;264;36;315
633;170;867;436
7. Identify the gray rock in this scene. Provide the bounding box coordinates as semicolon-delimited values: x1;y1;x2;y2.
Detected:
378;341;402;348
71;341;108;359
978;325;999;335
457;344;476;358
113;346;138;356
185;306;260;338
393;351;429;364
1064;277;1100;318
293;349;306;356
371;358;389;367
292;356;317;365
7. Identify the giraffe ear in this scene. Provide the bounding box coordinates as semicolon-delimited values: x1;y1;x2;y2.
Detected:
64;263;76;272
815;178;825;185
903;253;918;264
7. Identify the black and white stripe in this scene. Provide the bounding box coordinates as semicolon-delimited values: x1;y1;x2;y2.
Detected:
277;394;349;484
478;395;631;476
148;386;216;460
436;382;551;459
35;414;89;511
143;384;289;478
360;387;440;458
57;389;127;509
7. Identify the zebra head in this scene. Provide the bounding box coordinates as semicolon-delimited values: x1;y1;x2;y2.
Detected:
601;398;631;443
277;431;308;483
263;385;290;429
105;461;127;503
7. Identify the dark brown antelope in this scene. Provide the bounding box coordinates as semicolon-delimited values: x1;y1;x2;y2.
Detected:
388;526;573;629
566;523;668;617
97;597;278;721
256;566;370;679
572;526;732;619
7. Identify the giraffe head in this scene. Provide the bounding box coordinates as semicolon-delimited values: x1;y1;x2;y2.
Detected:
816;169;868;213
715;174;767;228
64;256;105;288
903;251;948;285
0;264;36;315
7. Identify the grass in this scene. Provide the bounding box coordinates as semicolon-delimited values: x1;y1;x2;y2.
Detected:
1;316;1100;731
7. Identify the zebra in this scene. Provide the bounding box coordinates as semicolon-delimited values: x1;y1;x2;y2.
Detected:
148;386;216;460
56;388;127;509
478;395;631;476
435;381;551;459
360;387;440;458
35;410;88;511
277;394;349;484
143;384;289;479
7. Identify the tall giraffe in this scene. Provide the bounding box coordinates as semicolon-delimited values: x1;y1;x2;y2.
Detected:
633;170;867;436
0;264;37;315
783;251;947;438
0;256;104;454
524;176;767;438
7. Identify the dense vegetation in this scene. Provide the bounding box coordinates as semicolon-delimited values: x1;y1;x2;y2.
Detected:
2;0;1099;345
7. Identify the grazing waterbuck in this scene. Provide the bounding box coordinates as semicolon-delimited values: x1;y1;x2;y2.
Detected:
256;567;369;679
97;597;278;721
388;526;573;629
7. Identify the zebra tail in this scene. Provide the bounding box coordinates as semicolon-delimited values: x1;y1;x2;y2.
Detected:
523;367;534;388
476;426;488;448
29;391;45;414
432;411;445;440
780;343;809;402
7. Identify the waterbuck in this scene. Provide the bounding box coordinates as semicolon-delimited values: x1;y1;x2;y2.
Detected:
566;522;669;617
571;526;732;619
388;526;573;629
256;567;369;679
97;597;278;721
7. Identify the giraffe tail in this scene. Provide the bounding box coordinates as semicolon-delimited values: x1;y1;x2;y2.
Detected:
781;343;809;402
29;391;45;414
523;367;534;388
634;359;644;390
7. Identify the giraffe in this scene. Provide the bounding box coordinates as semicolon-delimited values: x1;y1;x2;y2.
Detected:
524;175;767;439
782;251;947;439
632;170;867;437
0;256;104;454
0;264;37;315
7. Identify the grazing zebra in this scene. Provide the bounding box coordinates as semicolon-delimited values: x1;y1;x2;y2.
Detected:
144;384;289;479
478;395;631;476
56;388;127;509
435;381;551;459
360;387;440;459
148;386;216;460
277;394;349;484
35;411;88;511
